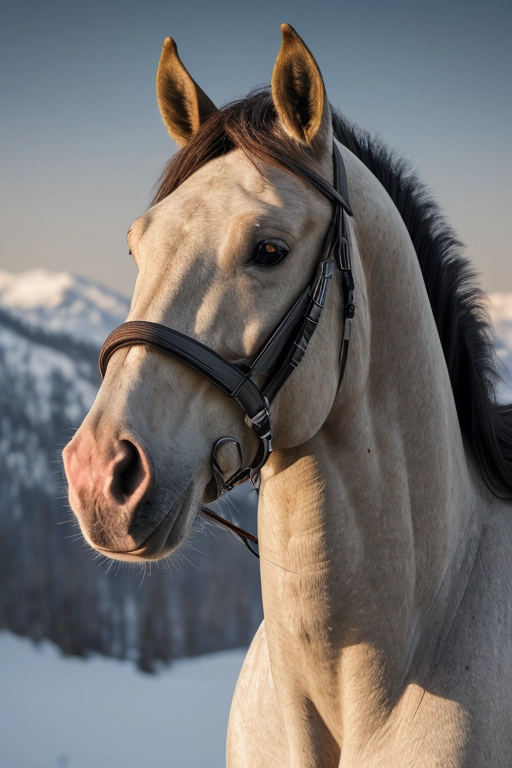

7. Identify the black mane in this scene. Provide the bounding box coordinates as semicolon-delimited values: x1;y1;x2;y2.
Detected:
153;90;512;498
331;111;512;499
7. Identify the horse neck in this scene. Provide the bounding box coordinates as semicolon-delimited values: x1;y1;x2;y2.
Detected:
257;154;484;714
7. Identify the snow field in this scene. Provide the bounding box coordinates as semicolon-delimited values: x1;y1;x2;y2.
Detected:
0;632;246;768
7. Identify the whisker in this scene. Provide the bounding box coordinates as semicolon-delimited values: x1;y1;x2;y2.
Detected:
183;541;208;557
179;552;202;572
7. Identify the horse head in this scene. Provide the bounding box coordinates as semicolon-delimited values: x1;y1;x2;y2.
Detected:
62;25;358;561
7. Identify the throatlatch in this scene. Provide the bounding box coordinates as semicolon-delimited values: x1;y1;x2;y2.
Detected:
99;143;355;557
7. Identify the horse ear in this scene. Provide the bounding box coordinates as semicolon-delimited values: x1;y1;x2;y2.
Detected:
271;24;331;154
156;37;218;147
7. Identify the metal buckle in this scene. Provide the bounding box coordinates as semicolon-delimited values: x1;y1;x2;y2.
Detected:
244;398;270;430
244;398;272;447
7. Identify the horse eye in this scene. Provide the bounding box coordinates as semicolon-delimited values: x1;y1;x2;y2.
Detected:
249;239;290;267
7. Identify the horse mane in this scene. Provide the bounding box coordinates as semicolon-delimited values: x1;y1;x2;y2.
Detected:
152;89;512;499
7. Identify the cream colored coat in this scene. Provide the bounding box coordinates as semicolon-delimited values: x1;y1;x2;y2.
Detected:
63;25;512;767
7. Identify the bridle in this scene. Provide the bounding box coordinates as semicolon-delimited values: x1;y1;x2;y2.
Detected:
99;143;354;557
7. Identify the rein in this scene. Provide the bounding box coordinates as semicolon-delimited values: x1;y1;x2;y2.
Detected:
99;144;354;557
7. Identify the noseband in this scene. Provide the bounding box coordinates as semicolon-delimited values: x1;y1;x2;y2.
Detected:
99;143;354;556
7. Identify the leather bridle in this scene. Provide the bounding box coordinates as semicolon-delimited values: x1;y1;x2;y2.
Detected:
99;143;354;557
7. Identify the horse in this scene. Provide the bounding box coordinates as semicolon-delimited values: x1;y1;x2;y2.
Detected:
63;24;512;767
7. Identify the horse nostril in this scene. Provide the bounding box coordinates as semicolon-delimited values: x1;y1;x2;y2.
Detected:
110;440;147;504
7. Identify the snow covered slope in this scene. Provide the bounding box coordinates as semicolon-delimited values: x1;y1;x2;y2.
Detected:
0;631;244;768
0;268;129;347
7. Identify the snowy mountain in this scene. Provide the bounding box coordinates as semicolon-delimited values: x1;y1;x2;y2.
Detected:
488;292;512;403
0;269;261;671
0;268;129;348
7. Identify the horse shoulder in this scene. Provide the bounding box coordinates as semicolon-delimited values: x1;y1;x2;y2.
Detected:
438;500;512;763
389;499;512;767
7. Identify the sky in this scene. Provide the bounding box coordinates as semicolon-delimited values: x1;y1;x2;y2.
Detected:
1;0;510;296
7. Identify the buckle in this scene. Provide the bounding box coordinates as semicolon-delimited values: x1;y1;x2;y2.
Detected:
245;407;268;431
244;397;270;432
341;269;354;292
345;302;355;319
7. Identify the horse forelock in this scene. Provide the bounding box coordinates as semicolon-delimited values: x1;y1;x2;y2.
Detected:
151;89;314;206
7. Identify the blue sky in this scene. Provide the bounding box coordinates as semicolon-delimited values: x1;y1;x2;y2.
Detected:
1;0;510;294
